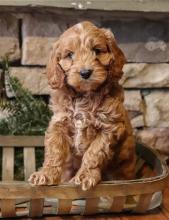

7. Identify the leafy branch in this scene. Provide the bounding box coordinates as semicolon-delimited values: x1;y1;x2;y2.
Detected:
0;58;51;135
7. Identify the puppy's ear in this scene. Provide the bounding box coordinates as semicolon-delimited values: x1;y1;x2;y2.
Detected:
46;41;65;89
102;28;126;79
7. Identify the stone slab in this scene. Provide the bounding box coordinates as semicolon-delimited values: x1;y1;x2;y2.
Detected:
22;37;57;66
9;67;50;95
124;90;143;112
144;91;169;127
121;64;169;88
102;19;169;62
124;90;144;128
22;14;68;65
137;128;169;154
0;15;20;61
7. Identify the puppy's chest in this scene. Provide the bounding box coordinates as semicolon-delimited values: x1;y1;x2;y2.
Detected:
71;97;116;156
71;100;96;155
71;96;119;130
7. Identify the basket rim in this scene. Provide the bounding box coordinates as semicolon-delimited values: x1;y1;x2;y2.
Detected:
0;142;167;186
0;136;168;199
0;136;168;185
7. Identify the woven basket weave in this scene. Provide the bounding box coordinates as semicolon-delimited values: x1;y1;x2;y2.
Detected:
0;136;168;217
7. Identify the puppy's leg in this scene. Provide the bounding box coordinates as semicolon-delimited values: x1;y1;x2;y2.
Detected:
61;153;75;183
29;121;72;185
113;136;136;180
72;133;114;191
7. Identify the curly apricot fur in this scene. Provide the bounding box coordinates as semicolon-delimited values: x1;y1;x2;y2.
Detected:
29;21;136;191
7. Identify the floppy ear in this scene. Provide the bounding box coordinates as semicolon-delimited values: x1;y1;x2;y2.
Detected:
46;41;65;89
102;28;126;79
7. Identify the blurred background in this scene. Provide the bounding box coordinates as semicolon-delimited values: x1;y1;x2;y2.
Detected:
0;0;169;157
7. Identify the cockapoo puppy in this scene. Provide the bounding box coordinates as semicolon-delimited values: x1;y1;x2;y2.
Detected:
29;21;136;191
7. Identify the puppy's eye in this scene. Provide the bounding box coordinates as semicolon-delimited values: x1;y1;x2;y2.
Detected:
65;51;74;59
93;48;107;55
93;48;102;55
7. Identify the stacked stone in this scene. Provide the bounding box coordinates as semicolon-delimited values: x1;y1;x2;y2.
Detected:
0;13;169;153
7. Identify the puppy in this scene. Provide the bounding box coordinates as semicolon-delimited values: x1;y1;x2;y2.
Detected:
29;21;136;191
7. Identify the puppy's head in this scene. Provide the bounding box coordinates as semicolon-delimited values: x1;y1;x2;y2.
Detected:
47;21;126;93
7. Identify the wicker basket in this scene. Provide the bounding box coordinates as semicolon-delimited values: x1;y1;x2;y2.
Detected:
0;135;168;218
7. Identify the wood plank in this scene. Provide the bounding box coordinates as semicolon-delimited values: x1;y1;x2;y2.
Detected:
83;198;100;215
0;0;169;12
57;199;72;214
110;196;126;212
29;199;44;217
0;135;44;147
5;184;169;219
2;147;14;181
0;178;167;200
134;193;153;213
2;184;168;219
1;199;16;217
24;147;36;181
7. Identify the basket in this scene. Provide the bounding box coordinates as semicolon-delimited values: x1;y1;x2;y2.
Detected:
0;135;168;218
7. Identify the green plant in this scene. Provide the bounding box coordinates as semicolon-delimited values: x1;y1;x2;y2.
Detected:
0;58;52;135
0;58;50;180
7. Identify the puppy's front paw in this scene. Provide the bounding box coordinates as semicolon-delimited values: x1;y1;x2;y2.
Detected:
28;170;60;186
28;171;48;185
71;168;101;191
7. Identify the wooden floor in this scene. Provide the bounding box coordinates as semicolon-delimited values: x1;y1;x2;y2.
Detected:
19;179;169;220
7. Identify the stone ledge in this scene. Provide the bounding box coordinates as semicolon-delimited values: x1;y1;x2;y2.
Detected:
0;0;169;12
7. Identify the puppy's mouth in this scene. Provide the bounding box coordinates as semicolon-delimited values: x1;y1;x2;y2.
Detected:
65;71;108;94
64;76;82;95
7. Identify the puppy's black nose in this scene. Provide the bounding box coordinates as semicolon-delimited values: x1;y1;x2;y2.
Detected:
80;69;93;79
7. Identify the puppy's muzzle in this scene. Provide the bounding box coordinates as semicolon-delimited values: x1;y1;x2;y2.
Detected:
80;69;93;79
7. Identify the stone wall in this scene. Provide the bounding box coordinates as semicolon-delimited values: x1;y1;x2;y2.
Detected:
0;10;169;153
